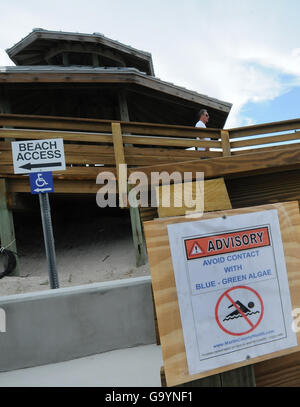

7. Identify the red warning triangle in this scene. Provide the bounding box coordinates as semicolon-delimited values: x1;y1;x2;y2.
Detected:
189;242;203;257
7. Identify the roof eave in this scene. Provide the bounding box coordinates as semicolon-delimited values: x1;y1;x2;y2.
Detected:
0;67;232;114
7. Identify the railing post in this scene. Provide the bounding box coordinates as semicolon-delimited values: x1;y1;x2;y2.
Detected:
111;122;146;267
221;130;231;157
0;178;19;276
111;122;127;208
128;184;147;267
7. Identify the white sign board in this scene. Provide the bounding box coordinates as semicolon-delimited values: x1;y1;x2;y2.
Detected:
12;138;66;174
167;210;297;375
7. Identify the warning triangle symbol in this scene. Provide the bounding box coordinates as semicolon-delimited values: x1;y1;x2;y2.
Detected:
190;242;203;256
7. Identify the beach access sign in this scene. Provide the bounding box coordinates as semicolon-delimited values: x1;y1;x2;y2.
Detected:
12;138;65;174
167;209;297;375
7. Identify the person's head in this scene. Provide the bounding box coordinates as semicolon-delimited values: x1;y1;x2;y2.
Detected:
199;109;209;125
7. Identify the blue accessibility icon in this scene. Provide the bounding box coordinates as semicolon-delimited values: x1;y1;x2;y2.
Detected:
30;171;54;194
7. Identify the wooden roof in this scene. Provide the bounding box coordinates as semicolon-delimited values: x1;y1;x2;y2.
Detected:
6;29;155;75
2;29;232;127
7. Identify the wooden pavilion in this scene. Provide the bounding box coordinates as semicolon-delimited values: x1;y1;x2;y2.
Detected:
1;28;231;126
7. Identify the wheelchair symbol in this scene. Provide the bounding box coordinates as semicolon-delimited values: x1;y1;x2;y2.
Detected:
35;173;48;188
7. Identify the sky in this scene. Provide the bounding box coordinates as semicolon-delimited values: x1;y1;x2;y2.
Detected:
0;0;300;128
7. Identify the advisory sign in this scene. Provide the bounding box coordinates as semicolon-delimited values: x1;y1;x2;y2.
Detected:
167;209;297;375
12;138;65;174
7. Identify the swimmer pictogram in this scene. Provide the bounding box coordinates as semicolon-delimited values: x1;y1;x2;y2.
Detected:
223;300;260;321
215;286;264;336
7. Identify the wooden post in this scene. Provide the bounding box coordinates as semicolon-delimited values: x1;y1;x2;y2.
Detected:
162;366;256;387
0;179;19;276
221;130;231;157
0;86;10;114
62;52;70;66
111;122;146;267
0;85;13;140
92;54;99;67
220;366;256;387
128;185;147;267
0;86;19;275
118;88;133;147
118;89;130;122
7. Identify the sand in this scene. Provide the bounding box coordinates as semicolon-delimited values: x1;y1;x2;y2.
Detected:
0;196;150;296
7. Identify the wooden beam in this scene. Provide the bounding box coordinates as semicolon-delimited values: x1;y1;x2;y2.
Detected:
111;122;126;178
0;114;113;133
0;129;113;143
0;179;19;276
0;122;220;142
0;113;220;139
228;118;300;138
118;89;133;150
221;130;231;157
129;146;300;181
231;143;300;156
128;185;147;267
122;135;220;149
231;131;300;148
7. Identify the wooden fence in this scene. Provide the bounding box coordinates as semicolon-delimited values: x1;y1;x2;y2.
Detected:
0;114;300;191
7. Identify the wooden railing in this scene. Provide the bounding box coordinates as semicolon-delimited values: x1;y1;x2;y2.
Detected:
0;114;220;180
228;118;300;155
0;114;300;182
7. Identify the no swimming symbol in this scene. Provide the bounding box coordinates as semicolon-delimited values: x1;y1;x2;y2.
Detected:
215;286;264;336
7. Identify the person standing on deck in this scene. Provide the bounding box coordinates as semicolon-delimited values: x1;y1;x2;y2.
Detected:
195;109;210;152
195;109;209;128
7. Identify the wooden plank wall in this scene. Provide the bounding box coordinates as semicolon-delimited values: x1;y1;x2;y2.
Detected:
226;170;300;209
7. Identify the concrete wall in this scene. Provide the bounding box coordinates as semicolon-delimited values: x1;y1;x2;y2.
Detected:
0;276;156;372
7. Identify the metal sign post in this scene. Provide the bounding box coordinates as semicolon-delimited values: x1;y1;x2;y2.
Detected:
39;192;59;289
29;171;59;288
12;139;66;289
